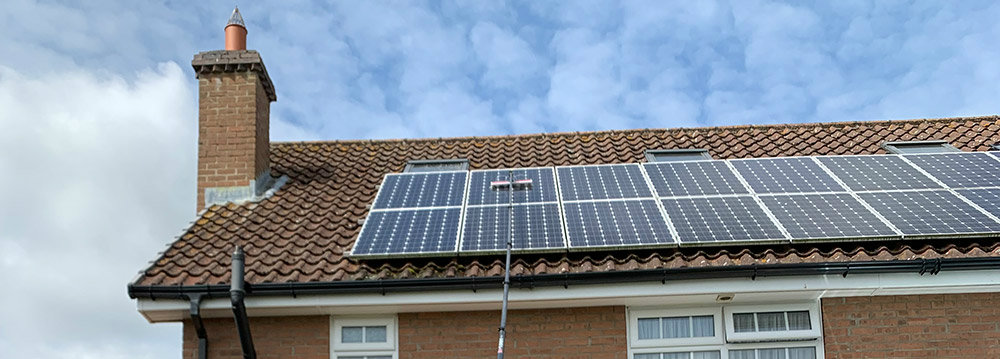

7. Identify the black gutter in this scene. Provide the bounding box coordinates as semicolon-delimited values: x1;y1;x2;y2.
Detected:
129;256;1000;300
188;293;208;359
230;247;257;359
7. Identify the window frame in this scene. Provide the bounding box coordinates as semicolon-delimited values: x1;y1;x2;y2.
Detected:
725;340;825;359
881;140;959;154
629;307;726;348
330;316;397;358
403;159;470;173
644;149;713;163
722;303;822;343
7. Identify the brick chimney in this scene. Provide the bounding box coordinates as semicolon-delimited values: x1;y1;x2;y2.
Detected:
191;7;278;211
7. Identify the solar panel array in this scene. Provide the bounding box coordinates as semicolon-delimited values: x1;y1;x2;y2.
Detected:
353;152;1000;258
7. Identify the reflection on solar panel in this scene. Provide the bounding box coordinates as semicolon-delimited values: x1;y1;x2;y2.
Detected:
557;164;653;201
817;156;940;191
563;200;672;248
956;188;1000;218
760;193;896;239
372;172;467;209
731;158;844;194
662;196;785;243
858;190;1000;235
905;153;1000;188
352;208;461;255
467;168;557;205
461;204;565;251
644;161;748;197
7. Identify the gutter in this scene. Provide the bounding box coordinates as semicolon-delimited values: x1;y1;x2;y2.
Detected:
128;256;1000;300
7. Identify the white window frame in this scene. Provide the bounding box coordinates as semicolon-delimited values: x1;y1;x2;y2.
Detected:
726;340;825;359
631;345;725;358
630;307;725;348
330;315;397;359
722;303;822;343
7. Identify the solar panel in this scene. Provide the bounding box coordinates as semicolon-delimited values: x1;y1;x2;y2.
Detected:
467;168;557;205
372;171;467;209
460;204;566;252
352;208;461;256
644;161;749;197
760;193;897;239
662;196;786;243
563;200;673;248
557;164;653;201
857;190;1000;235
955;188;1000;218
817;156;940;191
731;157;845;194
905;153;1000;188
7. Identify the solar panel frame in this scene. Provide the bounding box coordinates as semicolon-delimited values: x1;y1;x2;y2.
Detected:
730;157;847;194
643;160;751;197
459;203;568;254
903;152;1000;189
759;193;900;241
370;171;469;210
557;163;655;201
563;199;676;250
351;207;463;258
661;195;788;245
856;189;1000;238
467;167;559;205
816;155;942;192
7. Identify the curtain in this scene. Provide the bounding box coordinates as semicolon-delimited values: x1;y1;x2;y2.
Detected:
733;313;756;332
788;347;816;359
662;317;690;338
634;354;660;359
691;351;721;359
757;348;786;359
692;316;714;337
341;326;363;343
365;326;387;343
787;311;811;330
729;350;755;359
638;318;661;339
757;312;787;331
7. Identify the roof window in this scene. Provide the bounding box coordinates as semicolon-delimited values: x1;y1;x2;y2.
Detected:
403;159;469;173
881;140;959;154
645;149;713;162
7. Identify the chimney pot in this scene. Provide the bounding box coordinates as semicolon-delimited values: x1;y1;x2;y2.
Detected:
225;7;247;51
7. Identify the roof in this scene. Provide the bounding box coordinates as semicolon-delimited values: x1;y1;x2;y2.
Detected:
133;116;1000;286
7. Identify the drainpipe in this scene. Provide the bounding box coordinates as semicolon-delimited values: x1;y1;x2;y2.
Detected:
231;246;257;359
188;293;208;359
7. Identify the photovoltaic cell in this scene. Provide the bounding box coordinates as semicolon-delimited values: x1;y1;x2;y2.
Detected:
731;157;844;194
905;153;1000;188
563;200;673;248
352;208;461;255
956;188;1000;218
557;164;653;201
857;190;1000;235
644;161;749;197
372;172;467;209
460;204;565;251
760;193;896;239
467;168;557;205
662;196;785;243
817;156;940;191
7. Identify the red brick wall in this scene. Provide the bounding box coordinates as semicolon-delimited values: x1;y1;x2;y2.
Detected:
822;293;1000;358
196;70;270;211
398;306;627;359
182;316;328;359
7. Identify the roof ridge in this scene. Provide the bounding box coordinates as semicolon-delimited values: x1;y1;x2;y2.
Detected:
271;114;999;146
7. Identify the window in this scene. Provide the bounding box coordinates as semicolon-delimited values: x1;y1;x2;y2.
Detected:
403;159;469;173
629;304;823;359
331;316;396;359
645;149;713;162
881;140;959;154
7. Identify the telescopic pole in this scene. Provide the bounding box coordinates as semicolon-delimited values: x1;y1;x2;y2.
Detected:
497;169;514;359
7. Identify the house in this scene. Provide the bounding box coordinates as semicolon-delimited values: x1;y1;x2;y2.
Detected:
129;9;1000;359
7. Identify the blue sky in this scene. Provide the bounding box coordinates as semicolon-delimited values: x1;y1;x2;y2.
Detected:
1;1;1000;358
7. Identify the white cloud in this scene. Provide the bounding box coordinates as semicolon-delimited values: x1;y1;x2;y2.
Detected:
0;62;192;358
470;21;544;90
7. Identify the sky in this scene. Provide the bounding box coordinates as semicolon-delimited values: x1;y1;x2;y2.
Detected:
1;0;999;358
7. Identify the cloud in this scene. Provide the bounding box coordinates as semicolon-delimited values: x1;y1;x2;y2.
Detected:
0;62;192;358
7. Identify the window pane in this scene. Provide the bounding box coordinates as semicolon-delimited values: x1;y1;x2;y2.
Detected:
368;356;393;359
788;347;816;359
365;326;387;343
730;349;755;359
341;326;363;343
733;313;755;332
662;317;690;338
662;353;687;359
758;349;786;359
634;354;660;359
692;351;721;359
757;312;787;331
787;311;811;330
337;357;364;359
691;315;714;337
638;318;661;339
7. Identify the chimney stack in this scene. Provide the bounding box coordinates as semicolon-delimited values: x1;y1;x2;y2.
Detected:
191;7;278;211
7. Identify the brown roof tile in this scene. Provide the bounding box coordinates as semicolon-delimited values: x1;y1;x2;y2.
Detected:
134;116;1000;286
